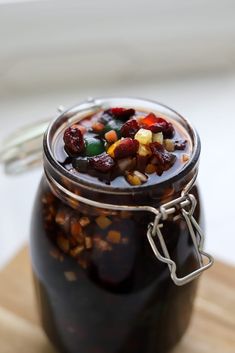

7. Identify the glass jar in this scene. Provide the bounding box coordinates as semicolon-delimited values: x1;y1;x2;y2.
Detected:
29;97;213;353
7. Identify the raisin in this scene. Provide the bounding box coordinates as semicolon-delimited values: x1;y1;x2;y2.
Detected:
114;138;139;159
105;107;136;121
63;127;85;155
174;140;187;150
150;142;176;174
141;113;175;138
121;119;140;138
89;152;115;173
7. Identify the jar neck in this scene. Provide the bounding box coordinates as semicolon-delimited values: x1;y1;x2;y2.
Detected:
43;97;201;209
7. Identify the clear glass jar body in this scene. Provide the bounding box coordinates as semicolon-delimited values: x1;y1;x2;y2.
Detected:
30;97;202;353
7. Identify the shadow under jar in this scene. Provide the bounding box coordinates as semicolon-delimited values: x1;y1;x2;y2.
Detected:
30;97;212;353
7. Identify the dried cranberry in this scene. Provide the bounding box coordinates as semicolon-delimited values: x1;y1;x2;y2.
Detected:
141;113;175;138
105;107;135;121
63;127;85;156
114;138;139;159
174;140;187;150
121;119;140;138
150;142;176;174
89;153;115;173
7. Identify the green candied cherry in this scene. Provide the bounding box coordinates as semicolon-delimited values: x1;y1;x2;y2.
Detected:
104;119;123;138
84;136;105;156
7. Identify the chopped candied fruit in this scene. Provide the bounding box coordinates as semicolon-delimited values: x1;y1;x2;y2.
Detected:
79;217;90;227
182;154;190;162
89;152;115;172
92;122;105;133
164;139;175;152
94;238;112;251
141;113;175;138
57;235;70;253
55;210;68;226
153;132;163;144
126;173;142;186
133;170;148;182
85;237;93;249
104;130;118;143
95;215;112;229
107;230;121;244
145;164;156;174
104;120;122;138
105;107;135;121
113;138;139;159
134;128;152;145
107;140;121;158
121;119;140;138
137;144;152;157
126;170;147;185
70;219;82;238
64;271;77;282
84;136;105;156
63;127;85;155
70;245;84;258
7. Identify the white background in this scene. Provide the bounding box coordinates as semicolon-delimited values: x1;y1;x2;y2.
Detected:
0;1;235;268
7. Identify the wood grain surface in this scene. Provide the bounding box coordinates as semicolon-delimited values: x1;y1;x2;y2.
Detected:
0;247;234;353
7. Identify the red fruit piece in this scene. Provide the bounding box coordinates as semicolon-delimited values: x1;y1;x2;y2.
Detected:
105;107;135;121
141;113;158;126
63;127;85;155
174;140;187;150
89;152;115;173
121;119;140;138
141;113;175;138
114;138;139;159
150;142;176;175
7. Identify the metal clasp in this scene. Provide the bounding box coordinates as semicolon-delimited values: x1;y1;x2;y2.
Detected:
147;193;214;286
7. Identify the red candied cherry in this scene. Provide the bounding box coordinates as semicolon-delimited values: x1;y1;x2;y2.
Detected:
150;142;176;174
141;113;175;138
105;107;136;121
121;119;140;138
63;127;85;156
114;138;139;159
89;152;115;173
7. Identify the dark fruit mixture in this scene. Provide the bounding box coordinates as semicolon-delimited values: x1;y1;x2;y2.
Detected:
30;105;198;353
58;107;190;186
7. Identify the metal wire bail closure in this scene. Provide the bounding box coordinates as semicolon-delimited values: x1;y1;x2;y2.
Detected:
147;192;214;286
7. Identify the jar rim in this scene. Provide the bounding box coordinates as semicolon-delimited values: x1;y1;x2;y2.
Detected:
43;96;201;196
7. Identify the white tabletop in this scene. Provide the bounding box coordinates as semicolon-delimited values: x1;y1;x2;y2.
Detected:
0;74;235;268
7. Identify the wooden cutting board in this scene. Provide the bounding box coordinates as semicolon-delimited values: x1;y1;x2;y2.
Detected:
0;247;234;353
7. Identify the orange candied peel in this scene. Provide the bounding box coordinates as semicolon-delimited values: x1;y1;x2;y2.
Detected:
105;130;118;143
95;215;112;229
107;230;121;244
